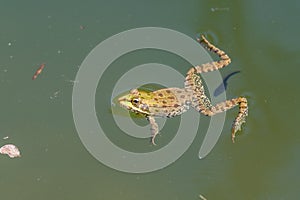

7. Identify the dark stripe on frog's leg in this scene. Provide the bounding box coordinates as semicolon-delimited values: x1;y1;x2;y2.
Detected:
147;116;159;145
191;93;213;113
192;96;248;143
184;73;204;93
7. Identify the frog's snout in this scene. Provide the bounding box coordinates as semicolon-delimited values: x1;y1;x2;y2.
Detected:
117;96;124;102
118;96;130;108
118;96;128;102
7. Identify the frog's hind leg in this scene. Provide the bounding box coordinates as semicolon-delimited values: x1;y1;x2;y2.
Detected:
184;35;231;92
186;35;231;79
192;95;248;143
147;116;159;145
185;35;247;142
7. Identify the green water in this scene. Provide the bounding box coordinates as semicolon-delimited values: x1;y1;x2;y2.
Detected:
1;0;299;199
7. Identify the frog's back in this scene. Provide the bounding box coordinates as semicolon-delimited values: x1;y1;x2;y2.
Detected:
147;88;192;118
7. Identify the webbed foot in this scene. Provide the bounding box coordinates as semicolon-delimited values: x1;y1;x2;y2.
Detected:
231;105;248;143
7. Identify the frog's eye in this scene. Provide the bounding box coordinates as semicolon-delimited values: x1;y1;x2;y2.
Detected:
132;98;139;104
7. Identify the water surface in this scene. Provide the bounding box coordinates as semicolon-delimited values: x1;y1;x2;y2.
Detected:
0;0;299;199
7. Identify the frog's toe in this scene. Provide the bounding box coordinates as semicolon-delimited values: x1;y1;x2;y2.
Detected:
231;121;245;143
151;137;157;146
231;129;237;143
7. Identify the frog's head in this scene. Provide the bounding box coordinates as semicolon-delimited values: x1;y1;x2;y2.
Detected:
118;89;150;115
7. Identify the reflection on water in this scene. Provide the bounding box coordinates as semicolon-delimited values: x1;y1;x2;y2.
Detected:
0;0;299;199
213;70;240;97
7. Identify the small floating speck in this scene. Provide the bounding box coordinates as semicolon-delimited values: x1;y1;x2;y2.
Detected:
0;144;21;158
8;42;12;46
50;90;61;99
65;79;79;85
199;194;207;200
3;136;9;140
211;7;229;12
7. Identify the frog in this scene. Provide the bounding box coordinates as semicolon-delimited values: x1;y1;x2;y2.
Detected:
118;35;248;145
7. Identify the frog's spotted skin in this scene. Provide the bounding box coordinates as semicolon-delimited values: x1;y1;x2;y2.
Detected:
118;35;248;145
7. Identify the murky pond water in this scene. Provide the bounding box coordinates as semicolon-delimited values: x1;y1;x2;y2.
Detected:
0;1;299;199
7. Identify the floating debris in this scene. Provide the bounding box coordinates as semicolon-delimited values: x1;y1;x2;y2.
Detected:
2;136;9;140
80;25;85;30
50;90;61;100
32;63;45;80
0;144;21;158
65;79;79;85
199;194;208;200
211;7;229;12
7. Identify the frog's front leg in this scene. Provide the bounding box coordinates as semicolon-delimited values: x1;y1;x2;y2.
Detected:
192;96;248;142
147;116;159;145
